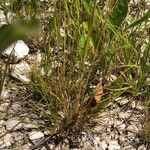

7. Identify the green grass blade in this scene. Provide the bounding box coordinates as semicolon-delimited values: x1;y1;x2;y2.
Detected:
129;10;150;28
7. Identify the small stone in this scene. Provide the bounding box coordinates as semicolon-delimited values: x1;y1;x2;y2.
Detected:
23;123;38;130
0;102;9;112
29;131;44;141
131;102;143;110
0;89;10;100
5;119;22;131
0;120;5;126
118;112;130;119
0;134;14;149
138;145;147;150
108;140;120;150
11;102;21;112
12;132;24;141
103;134;111;141
110;132;115;139
124;145;136;150
106;127;111;132
0;10;6;24
119;98;129;106
44;129;51;135
40;147;47;150
22;144;30;150
127;131;135;138
3;40;29;63
108;75;117;82
100;140;108;150
0;127;7;135
93;136;100;145
49;144;55;149
60;28;65;37
82;141;95;150
10;61;30;83
127;125;139;132
114;120;126;130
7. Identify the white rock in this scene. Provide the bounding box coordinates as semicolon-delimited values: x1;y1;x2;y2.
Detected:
127;131;135;138
29;131;44;141
138;145;147;150
5;119;23;131
0;134;13;149
131;101;143;110
82;141;95;150
0;89;10;100
22;144;30;150
93;136;100;145
104;134;111;141
60;28;65;37
108;140;120;150
10;61;30;82
12;132;24;141
100;140;108;150
49;144;55;149
124;145;136;150
0;10;6;24
0;102;9;112
114;120;126;130
0;126;7;136
108;75;117;82
11;102;21;112
118;112;130;119
3;40;29;63
0;120;5;126
23;123;38;130
119;136;125;143
44;129;51;135
118;98;129;106
127;125;139;132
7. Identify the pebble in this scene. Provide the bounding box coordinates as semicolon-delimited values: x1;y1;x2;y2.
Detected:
93;136;100;145
0;102;9;112
29;131;44;141
118;112;130;119
22;144;30;150
0;89;10;100
100;140;108;150
12;132;24;141
0;120;5;126
10;61;31;82
118;98;129;106
5;119;23;131
0;134;14;149
108;140;121;150
131;102;143;110
138;145;147;150
127;124;139;132
124;145;136;150
0;10;6;24
23;123;38;130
